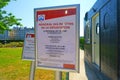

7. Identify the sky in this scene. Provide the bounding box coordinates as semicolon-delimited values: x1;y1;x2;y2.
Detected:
3;0;97;36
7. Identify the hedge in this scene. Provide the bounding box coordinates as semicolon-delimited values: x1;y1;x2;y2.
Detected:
80;37;84;50
0;42;23;48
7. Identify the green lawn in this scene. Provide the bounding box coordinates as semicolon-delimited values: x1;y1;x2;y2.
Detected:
0;48;31;80
0;48;66;80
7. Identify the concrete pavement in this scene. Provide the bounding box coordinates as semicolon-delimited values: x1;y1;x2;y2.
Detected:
69;50;100;80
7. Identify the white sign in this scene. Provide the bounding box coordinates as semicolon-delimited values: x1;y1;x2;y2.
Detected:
35;4;80;72
22;33;35;61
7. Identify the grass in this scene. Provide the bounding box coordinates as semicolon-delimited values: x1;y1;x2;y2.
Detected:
0;48;66;80
0;48;31;80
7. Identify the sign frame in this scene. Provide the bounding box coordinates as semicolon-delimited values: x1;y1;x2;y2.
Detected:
22;33;35;61
34;4;80;72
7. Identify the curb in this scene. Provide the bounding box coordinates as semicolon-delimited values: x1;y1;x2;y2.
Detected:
85;59;111;80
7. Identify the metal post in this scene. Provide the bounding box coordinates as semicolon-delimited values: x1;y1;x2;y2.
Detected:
30;61;35;80
66;72;69;80
55;71;62;80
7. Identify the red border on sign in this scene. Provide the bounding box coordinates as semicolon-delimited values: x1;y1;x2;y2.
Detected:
26;34;35;38
37;8;76;21
63;64;75;69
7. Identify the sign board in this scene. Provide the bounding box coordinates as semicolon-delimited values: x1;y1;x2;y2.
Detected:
34;4;80;72
22;33;35;61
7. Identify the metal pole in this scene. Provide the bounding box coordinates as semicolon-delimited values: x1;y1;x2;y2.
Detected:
55;71;62;80
30;61;35;80
66;72;69;80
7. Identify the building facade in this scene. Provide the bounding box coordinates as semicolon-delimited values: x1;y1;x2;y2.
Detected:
0;27;34;40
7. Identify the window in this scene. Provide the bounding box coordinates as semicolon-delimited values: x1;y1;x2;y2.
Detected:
85;20;90;43
96;23;99;35
104;13;110;30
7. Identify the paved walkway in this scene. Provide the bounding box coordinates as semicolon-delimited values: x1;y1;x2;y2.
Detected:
69;50;100;80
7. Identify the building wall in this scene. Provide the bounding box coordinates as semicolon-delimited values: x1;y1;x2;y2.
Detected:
84;17;92;63
84;0;119;79
118;0;120;79
0;27;34;40
0;31;8;40
100;0;118;79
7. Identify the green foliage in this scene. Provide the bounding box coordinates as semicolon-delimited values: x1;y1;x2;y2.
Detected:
0;0;22;33
0;43;2;47
0;42;23;48
80;37;84;50
0;0;10;9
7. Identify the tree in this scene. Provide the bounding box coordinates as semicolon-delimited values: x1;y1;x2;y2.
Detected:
80;37;84;50
0;0;22;33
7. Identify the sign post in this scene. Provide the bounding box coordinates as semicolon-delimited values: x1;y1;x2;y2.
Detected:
55;71;62;80
30;61;35;80
66;72;69;80
34;4;80;72
22;33;35;80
